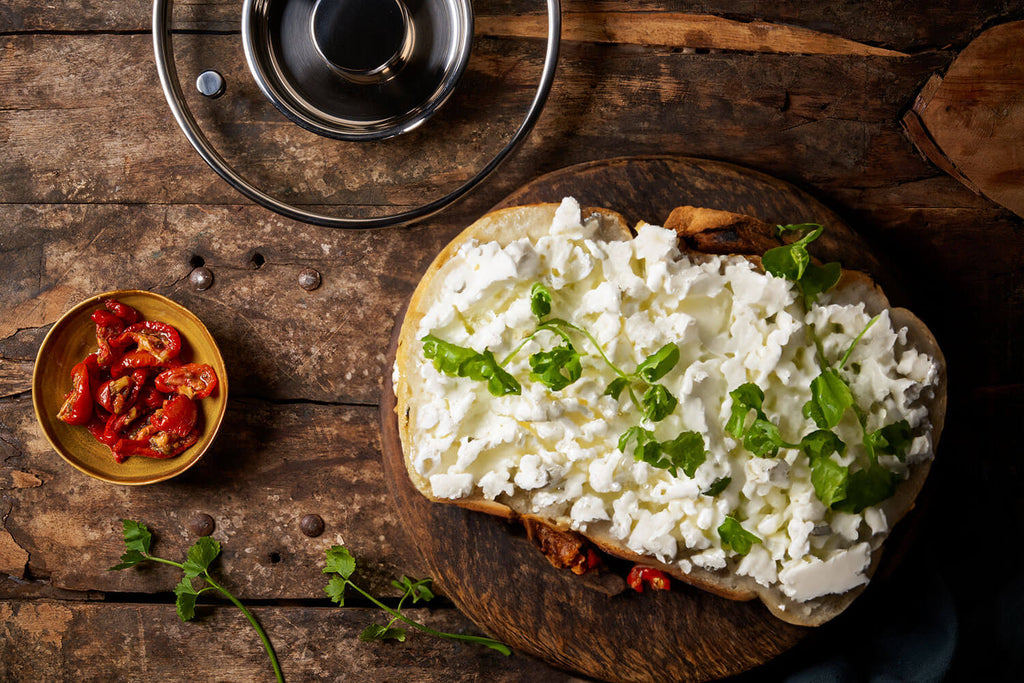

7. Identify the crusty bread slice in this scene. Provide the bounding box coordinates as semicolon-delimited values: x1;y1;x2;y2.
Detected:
395;202;946;628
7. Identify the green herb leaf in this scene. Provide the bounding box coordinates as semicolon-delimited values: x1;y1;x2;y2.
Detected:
744;418;787;458
174;578;199;622
618;426;656;453
324;545;357;579
866;420;913;461
421;335;479;376
763;226;822;281
642;384;677;422
109;549;147;571
800;262;841;307
528;343;582;391
726;383;765;438
324;575;348;606
800;429;846;460
810;454;849;508
777;223;825;235
463;350;522;397
360;623;407;643
833;465;900;513
636;343;680;383
120;519;152;554
604;377;630;400
803;368;854;429
182;537;221;579
702;477;732;497
659;431;707;478
718;517;762;556
530;282;552;320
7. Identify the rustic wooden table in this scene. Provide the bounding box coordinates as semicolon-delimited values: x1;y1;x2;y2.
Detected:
2;1;1023;680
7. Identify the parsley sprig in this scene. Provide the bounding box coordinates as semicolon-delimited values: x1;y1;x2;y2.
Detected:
109;520;283;683
323;546;511;655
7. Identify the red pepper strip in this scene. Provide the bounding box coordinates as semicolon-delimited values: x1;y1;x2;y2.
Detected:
104;298;140;324
56;359;95;425
150;394;197;438
154;363;218;400
91;309;126;367
626;566;671;593
112;428;199;462
109;349;176;379
114;321;181;365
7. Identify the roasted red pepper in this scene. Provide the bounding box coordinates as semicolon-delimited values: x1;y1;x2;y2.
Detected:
103;298;140;324
627;566;671;593
57;358;96;425
150;394;197;438
91;309;126;367
155;363;218;400
114;321;181;365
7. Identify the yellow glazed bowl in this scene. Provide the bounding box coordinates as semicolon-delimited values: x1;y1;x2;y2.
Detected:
32;290;228;485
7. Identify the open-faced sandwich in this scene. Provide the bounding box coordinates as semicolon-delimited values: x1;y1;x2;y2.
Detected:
393;198;946;627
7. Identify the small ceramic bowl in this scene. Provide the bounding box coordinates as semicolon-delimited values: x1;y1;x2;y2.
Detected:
32;290;228;485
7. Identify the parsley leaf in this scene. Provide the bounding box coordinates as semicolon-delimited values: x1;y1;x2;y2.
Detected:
603;377;630;400
702;477;732;497
636;344;680;383
361;623;407;643
718;517;762;556
121;519;153;554
182;537;221;578
529;342;582;391
530;282;552;319
744;418;789;458
803;368;854;429
325;575;348;606
392;576;435;604
763;226;822;281
324;545;357;579
866;420;912;461
833;465;900;513
459;349;522;397
174;577;198;622
109;549;147;571
659;431;707;478
726;383;765;438
811;454;849;508
642;384;677;422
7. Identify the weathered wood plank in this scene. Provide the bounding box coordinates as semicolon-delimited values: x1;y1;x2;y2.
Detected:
0;601;573;682
1;0;1020;53
0;395;429;600
0;33;952;208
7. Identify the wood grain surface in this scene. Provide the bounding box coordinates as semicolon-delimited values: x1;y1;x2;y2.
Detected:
3;1;1024;680
379;157;890;683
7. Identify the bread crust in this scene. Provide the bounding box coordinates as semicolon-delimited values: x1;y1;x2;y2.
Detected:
395;203;946;628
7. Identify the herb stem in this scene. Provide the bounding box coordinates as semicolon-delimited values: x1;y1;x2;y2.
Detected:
144;555;184;570
344;581;511;655
840;314;881;369
202;573;285;683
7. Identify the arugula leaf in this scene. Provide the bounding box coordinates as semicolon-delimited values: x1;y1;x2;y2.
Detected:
642;384;677;422
718;517;761;556
659;431;707;478
833;465;900;513
360;623;407;643
530;282;552;319
109;549;147;571
726;383;765;438
325;575;348;606
603;377;630;400
182;537;221;578
803;368;854;429
121;519;152;554
462;350;521;396
324;545;357;579
702;477;732;497
866;420;912;461
636;344;680;383
421;335;479;376
174;576;198;622
529;343;582;391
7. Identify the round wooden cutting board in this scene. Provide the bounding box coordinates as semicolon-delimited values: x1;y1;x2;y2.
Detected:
380;156;873;682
